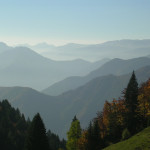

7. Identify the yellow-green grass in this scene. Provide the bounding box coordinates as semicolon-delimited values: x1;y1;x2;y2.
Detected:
104;127;150;150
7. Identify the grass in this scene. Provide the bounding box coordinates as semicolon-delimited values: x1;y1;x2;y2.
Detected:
103;127;150;150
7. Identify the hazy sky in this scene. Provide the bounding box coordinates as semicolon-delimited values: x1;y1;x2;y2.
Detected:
0;0;150;45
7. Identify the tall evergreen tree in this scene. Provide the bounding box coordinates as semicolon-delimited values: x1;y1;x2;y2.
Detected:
87;121;93;150
0;100;29;150
87;120;103;150
66;116;81;150
47;130;66;150
125;71;139;134
24;113;50;150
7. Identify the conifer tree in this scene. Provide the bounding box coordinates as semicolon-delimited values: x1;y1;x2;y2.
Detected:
125;71;139;134
24;113;50;150
87;120;103;150
66;116;81;150
87;121;93;150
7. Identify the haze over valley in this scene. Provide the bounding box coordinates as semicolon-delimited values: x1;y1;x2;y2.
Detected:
26;39;150;61
0;40;150;138
1;1;150;149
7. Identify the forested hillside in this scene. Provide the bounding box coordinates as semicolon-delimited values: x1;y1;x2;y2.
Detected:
0;100;66;150
1;0;150;149
66;73;150;149
1;67;150;150
1;65;150;138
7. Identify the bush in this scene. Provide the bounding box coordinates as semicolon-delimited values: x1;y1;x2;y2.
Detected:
122;128;131;140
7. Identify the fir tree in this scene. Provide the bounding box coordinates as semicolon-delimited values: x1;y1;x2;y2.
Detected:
87;120;103;150
25;113;50;150
47;130;66;150
0;100;29;150
87;121;93;150
93;119;103;150
125;71;139;134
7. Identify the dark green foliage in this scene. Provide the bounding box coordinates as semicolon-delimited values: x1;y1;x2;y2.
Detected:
0;100;64;150
107;111;124;143
93;119;104;149
87;121;93;150
72;115;77;122
0;100;29;150
47;130;66;150
24;113;50;150
122;128;131;140
87;120;103;150
125;71;139;134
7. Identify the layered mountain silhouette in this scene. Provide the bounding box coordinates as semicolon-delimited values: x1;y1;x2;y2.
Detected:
43;57;150;96
1;65;150;138
0;43;109;90
0;40;150;139
29;39;150;61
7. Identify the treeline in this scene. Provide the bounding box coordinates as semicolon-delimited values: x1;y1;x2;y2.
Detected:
66;72;150;150
0;100;66;150
1;71;150;150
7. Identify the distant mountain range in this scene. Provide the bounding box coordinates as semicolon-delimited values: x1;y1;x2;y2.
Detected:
0;42;109;90
1;40;149;91
43;57;150;96
28;39;150;61
0;40;150;138
1;65;150;138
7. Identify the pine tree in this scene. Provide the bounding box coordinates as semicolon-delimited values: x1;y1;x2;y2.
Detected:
24;113;50;150
87;120;103;150
47;130;66;150
125;71;139;134
87;121;93;150
66;116;81;150
93;119;102;150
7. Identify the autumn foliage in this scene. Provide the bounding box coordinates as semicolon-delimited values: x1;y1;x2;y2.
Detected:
76;74;150;150
138;78;150;127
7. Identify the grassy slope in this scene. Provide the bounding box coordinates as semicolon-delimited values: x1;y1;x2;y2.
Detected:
104;127;150;150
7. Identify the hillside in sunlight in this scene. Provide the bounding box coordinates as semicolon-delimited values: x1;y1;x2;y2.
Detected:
104;127;150;150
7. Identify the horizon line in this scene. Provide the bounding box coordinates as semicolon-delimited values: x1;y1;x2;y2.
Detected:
1;38;150;47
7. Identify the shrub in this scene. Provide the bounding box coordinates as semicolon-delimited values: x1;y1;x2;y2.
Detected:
122;128;131;140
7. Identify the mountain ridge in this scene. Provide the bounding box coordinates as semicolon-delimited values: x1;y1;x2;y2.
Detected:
0;43;109;90
42;57;150;96
1;65;150;138
28;39;150;61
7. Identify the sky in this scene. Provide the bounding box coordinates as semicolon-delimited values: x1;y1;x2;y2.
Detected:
0;0;150;46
